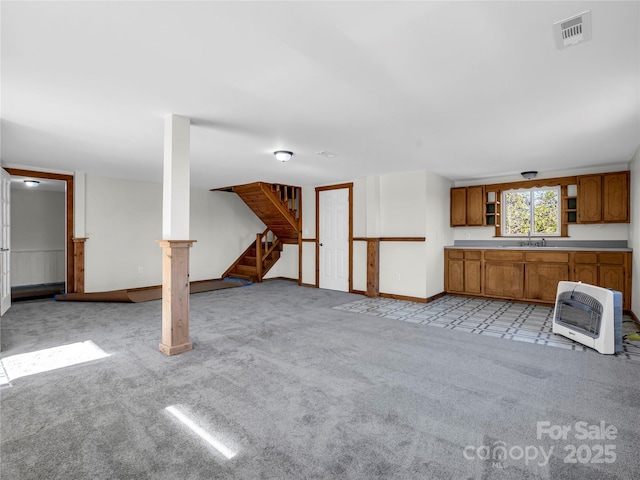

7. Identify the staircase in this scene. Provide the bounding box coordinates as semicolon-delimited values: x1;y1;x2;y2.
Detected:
223;228;283;282
215;182;301;282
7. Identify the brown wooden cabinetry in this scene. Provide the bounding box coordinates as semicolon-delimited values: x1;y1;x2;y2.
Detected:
577;172;629;224
444;248;632;310
484;261;524;299
450;188;467;226
450;186;484;226
523;251;570;302
602;172;629;222
445;250;481;294
577;174;602;223
572;251;629;305
483;251;524;299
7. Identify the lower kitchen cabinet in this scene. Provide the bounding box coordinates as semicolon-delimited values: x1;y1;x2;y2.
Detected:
444;248;632;310
524;263;569;302
484;262;524;299
445;250;481;294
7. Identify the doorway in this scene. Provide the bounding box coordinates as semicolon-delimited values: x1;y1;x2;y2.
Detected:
5;169;74;300
316;183;353;292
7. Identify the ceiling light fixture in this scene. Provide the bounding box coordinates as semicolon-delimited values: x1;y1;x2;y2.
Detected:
521;171;538;180
24;180;40;187
274;150;293;162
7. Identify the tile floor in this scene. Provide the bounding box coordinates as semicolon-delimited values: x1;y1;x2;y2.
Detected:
334;295;640;362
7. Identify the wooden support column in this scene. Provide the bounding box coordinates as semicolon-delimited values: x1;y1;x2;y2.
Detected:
72;238;88;293
366;238;380;297
158;240;195;356
159;114;193;356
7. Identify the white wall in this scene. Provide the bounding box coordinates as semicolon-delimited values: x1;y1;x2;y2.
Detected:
629;146;640;315
301;169;453;300
378;171;428;298
84;175;265;292
10;188;66;286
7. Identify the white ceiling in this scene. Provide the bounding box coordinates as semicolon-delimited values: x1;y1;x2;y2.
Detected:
1;1;639;190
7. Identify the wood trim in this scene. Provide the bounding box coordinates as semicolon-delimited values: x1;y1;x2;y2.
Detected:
5;168;75;293
560;185;569;237
298;235;303;286
356;291;445;304
379;292;428;303
316;182;354;192
157;240;196;356
483;175;578;192
299;282;318;288
353;237;426;242
315;183;354;292
301;238;316;242
263;276;298;283
366;239;379;297
72;237;88;293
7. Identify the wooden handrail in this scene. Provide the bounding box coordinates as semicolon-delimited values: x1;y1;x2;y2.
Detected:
268;183;302;230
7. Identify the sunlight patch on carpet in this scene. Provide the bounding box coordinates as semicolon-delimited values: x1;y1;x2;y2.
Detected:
165;405;238;459
1;340;110;381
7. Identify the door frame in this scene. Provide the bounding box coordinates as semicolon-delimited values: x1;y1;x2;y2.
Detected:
5;168;75;293
315;183;353;292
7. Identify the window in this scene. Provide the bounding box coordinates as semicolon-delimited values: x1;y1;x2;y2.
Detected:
502;186;560;236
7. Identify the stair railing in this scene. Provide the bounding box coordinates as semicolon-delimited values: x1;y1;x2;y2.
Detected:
256;228;280;280
270;184;302;229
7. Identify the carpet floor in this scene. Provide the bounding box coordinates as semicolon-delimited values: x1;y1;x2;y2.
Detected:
1;280;639;479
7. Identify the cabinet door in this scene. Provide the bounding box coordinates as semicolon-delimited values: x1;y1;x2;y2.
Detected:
447;259;465;292
524;264;569;302
602;172;629;223
466;186;484;226
573;264;598;286
577;174;602;223
484;262;524;299
464;260;482;294
450;188;467;226
599;265;625;293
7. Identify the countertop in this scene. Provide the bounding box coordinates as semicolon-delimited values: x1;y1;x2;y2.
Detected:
445;240;632;252
444;245;632;252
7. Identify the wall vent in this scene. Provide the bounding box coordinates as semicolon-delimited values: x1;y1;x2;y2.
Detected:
553;10;591;49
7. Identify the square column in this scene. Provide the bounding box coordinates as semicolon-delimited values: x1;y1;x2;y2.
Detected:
158;240;196;356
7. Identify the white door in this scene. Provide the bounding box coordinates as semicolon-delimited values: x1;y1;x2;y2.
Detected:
319;188;349;292
1;168;11;316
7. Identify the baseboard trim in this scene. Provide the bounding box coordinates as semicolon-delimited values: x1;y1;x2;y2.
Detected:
263;276;298;283
347;291;447;304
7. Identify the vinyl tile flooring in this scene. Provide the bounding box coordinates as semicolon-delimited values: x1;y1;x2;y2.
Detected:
334;294;640;362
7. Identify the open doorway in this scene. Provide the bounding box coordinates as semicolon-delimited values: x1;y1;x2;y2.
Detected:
10;176;67;300
5;168;74;301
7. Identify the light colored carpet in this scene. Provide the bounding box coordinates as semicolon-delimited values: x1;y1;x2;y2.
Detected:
1;281;639;479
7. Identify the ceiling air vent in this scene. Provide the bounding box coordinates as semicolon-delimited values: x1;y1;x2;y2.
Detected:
553;10;591;49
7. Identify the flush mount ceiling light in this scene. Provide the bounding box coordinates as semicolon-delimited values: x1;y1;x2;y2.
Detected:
23;180;40;187
274;150;293;162
521;171;538;180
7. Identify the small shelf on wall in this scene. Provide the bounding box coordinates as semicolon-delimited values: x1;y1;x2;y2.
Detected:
565;184;577;224
485;191;497;226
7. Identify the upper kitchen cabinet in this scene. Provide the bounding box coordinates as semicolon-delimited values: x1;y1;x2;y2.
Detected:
577;174;602;223
577;171;629;223
602;172;630;222
450;186;484;227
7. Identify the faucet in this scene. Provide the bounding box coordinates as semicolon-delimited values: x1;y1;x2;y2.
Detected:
527;230;532;247
541;238;546;247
